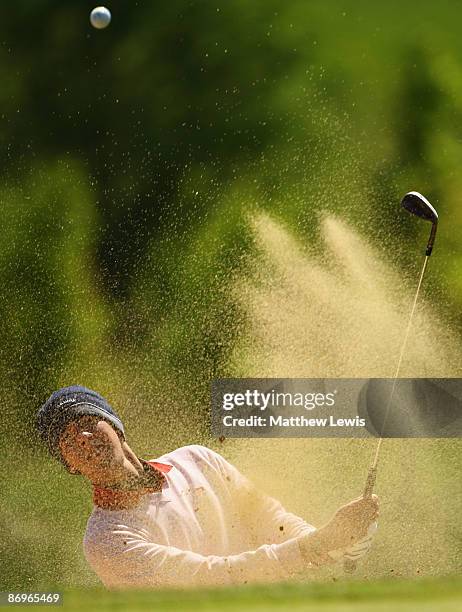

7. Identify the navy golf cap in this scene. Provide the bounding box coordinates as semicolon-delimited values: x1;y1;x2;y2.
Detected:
36;385;125;463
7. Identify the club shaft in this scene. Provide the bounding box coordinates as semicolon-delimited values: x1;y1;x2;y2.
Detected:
344;255;430;573
371;254;429;470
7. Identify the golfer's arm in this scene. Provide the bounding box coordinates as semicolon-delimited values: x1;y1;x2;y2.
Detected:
247;488;317;540
203;447;316;541
85;533;311;588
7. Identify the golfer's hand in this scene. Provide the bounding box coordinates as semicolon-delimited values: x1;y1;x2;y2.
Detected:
328;521;378;562
323;495;379;551
299;495;379;565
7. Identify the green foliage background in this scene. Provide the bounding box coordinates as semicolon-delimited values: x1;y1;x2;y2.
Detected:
1;0;462;590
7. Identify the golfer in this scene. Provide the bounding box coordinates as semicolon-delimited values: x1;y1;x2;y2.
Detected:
37;386;378;589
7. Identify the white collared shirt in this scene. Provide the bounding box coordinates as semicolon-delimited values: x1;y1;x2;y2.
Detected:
83;445;315;588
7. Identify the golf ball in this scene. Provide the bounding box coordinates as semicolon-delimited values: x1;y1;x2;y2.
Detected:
90;6;111;29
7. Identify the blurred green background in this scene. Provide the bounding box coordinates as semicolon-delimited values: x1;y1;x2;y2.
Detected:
1;0;462;592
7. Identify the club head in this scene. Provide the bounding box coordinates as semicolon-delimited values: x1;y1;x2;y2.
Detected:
401;191;438;256
401;191;438;224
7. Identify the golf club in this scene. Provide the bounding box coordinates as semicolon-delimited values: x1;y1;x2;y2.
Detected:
344;191;438;572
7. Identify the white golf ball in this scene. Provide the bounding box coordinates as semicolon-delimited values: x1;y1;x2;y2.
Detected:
90;6;111;29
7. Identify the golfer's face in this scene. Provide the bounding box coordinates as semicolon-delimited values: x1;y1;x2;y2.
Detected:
59;416;126;478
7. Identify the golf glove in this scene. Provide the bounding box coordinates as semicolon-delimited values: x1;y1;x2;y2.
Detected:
327;521;377;562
